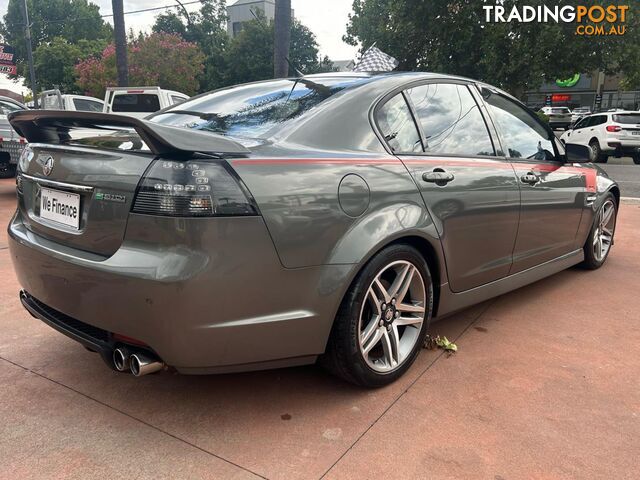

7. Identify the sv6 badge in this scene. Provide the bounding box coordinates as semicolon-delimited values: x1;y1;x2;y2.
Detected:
95;192;126;203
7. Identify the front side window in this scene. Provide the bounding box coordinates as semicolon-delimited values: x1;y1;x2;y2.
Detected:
589;115;607;127
484;92;555;161
573;117;589;129
406;83;495;157
375;93;422;153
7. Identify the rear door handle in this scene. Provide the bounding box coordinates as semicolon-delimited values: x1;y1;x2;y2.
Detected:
520;173;540;185
422;169;455;185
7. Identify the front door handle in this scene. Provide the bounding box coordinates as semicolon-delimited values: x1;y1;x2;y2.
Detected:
422;169;455;185
520;173;540;185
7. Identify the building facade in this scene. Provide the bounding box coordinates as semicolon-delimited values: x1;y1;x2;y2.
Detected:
525;72;640;112
227;0;294;37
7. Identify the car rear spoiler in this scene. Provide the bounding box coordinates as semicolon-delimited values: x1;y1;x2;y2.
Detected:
8;110;250;156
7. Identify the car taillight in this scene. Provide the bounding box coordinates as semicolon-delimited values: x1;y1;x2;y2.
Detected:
606;125;622;132
132;159;258;217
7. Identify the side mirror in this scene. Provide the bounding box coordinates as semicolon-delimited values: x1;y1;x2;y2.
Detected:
565;143;594;163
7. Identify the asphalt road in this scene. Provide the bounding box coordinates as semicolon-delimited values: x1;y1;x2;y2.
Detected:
553;130;640;198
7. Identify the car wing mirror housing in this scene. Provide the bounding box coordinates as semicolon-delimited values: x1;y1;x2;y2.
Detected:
565;143;594;163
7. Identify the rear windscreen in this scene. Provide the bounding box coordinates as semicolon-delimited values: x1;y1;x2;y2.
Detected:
112;94;161;113
149;76;372;138
551;108;570;113
613;114;640;124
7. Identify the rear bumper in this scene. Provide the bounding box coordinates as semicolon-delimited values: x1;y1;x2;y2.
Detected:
20;290;115;365
605;139;640;156
8;211;354;373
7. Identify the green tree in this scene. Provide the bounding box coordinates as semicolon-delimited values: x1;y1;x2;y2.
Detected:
153;0;228;92
33;37;106;93
1;0;111;80
223;15;333;87
345;0;640;97
75;33;205;97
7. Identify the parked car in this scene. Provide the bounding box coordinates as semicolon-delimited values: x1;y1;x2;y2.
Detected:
539;106;572;129
0;95;27;178
8;72;619;387
103;87;188;119
40;89;104;112
560;111;640;164
571;106;591;124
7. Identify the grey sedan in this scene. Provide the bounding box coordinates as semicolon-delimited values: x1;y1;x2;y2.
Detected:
8;73;618;387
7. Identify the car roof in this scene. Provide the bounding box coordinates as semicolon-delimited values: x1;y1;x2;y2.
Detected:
0;95;26;108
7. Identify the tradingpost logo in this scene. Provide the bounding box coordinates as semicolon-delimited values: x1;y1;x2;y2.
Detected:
483;3;629;36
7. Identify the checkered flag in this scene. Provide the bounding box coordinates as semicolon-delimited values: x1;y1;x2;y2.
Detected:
353;46;399;72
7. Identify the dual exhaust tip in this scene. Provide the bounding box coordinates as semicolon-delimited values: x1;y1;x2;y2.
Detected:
113;347;164;376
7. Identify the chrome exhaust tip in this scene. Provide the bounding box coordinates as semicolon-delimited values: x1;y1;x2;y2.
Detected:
113;347;131;372
130;352;164;377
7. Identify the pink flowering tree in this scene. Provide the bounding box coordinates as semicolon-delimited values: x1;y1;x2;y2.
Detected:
75;33;205;98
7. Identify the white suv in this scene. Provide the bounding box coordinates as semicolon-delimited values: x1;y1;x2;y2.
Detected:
560;111;640;164
540;106;572;130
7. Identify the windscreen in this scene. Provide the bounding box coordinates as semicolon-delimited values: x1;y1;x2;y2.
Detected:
149;77;371;139
113;94;161;112
613;113;640;124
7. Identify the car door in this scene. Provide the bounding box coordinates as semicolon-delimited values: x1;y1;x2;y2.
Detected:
375;82;520;292
565;116;591;146
481;89;586;273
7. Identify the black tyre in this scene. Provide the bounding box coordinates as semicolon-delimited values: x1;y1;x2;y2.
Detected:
632;153;640;165
322;244;433;387
589;139;606;163
581;193;617;270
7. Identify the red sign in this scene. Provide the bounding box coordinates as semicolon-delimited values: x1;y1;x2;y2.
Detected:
552;94;571;102
0;64;17;75
0;44;16;76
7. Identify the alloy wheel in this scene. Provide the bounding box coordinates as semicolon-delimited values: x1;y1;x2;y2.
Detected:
593;199;616;262
358;260;426;373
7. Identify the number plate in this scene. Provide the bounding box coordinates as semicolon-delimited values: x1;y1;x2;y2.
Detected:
631;131;640;136
40;187;81;229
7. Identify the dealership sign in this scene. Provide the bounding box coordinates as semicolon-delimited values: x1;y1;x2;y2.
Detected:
0;44;17;75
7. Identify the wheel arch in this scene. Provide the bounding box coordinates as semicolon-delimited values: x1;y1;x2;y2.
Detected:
329;232;445;337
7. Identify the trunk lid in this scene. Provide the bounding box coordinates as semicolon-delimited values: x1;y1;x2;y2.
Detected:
9;110;251;257
19;143;155;257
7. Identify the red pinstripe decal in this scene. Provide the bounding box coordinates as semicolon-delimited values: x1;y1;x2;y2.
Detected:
231;157;598;192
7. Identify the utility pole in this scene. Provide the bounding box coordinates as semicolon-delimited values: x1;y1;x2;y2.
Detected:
21;0;38;108
112;0;128;86
273;0;291;78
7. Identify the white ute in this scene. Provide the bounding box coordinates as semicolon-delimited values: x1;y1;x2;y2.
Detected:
40;90;105;112
103;87;189;119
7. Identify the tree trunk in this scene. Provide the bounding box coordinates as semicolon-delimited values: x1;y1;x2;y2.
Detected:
273;0;291;78
112;0;128;86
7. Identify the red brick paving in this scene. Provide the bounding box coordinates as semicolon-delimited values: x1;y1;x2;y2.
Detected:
1;177;638;479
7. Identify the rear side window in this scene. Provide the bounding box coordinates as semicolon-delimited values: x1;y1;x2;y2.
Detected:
613;114;640;124
73;98;103;112
484;91;555;161
113;94;161;113
588;115;607;127
375;94;422;153
171;95;186;105
406;83;495;157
